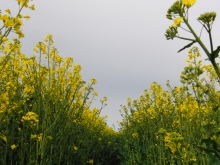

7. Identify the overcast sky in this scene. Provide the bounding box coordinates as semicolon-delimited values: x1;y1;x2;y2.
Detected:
1;0;220;129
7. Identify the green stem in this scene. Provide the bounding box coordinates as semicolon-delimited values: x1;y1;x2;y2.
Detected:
184;17;220;80
47;39;51;86
176;36;195;41
207;23;214;53
183;17;210;58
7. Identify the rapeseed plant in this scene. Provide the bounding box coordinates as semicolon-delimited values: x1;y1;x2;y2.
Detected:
0;1;120;164
1;0;220;164
118;0;220;164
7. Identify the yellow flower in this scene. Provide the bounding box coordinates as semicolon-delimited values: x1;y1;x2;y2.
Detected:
23;15;30;20
44;34;54;44
100;97;108;103
29;4;35;10
93;91;98;96
18;32;25;38
74;64;82;73
21;112;39;125
127;98;132;105
132;132;138;138
31;134;37;139
170;17;183;28
4;19;14;27
5;9;11;14
182;0;196;8
211;135;217;140
1;37;8;42
103;97;107;101
90;78;97;84
88;159;93;164
73;146;78;151
38;133;43;142
47;136;52;140
11;144;17;150
17;0;30;8
190;156;197;162
18;14;23;18
1;136;7;142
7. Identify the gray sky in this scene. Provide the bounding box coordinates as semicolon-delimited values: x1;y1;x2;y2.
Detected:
1;0;220;129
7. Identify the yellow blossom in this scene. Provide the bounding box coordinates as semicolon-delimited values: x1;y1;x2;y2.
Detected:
5;9;11;14
88;159;93;164
100;97;108;103
1;37;8;42
29;4;35;10
21;112;39;125
182;0;196;8
31;134;38;139
38;133;43;142
18;14;23;18
1;136;7;142
132;132;138;138
190;156;197;162
73;146;78;151
90;78;97;84
93;91;98;96
16;30;25;38
170;17;183;28
47;136;52;140
44;34;54;44
211;135;217;140
17;0;30;8
23;15;30;20
74;64;82;73
11;144;17;150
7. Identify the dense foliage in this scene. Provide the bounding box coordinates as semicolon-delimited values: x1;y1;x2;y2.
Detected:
119;50;220;164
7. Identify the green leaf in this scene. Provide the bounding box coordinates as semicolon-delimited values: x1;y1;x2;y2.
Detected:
177;41;196;53
196;145;220;160
213;106;219;112
201;137;220;150
211;46;220;59
208;153;220;165
201;137;213;146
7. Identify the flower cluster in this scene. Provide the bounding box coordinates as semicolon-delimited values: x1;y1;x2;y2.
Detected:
165;0;197;40
0;1;35;44
119;47;220;164
21;112;39;126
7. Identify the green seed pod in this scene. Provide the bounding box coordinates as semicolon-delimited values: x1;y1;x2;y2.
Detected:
166;14;172;20
195;65;200;71
201;120;208;126
198;12;216;24
165;27;178;40
181;71;186;75
180;79;186;84
180;75;185;79
198;68;204;75
189;64;194;71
